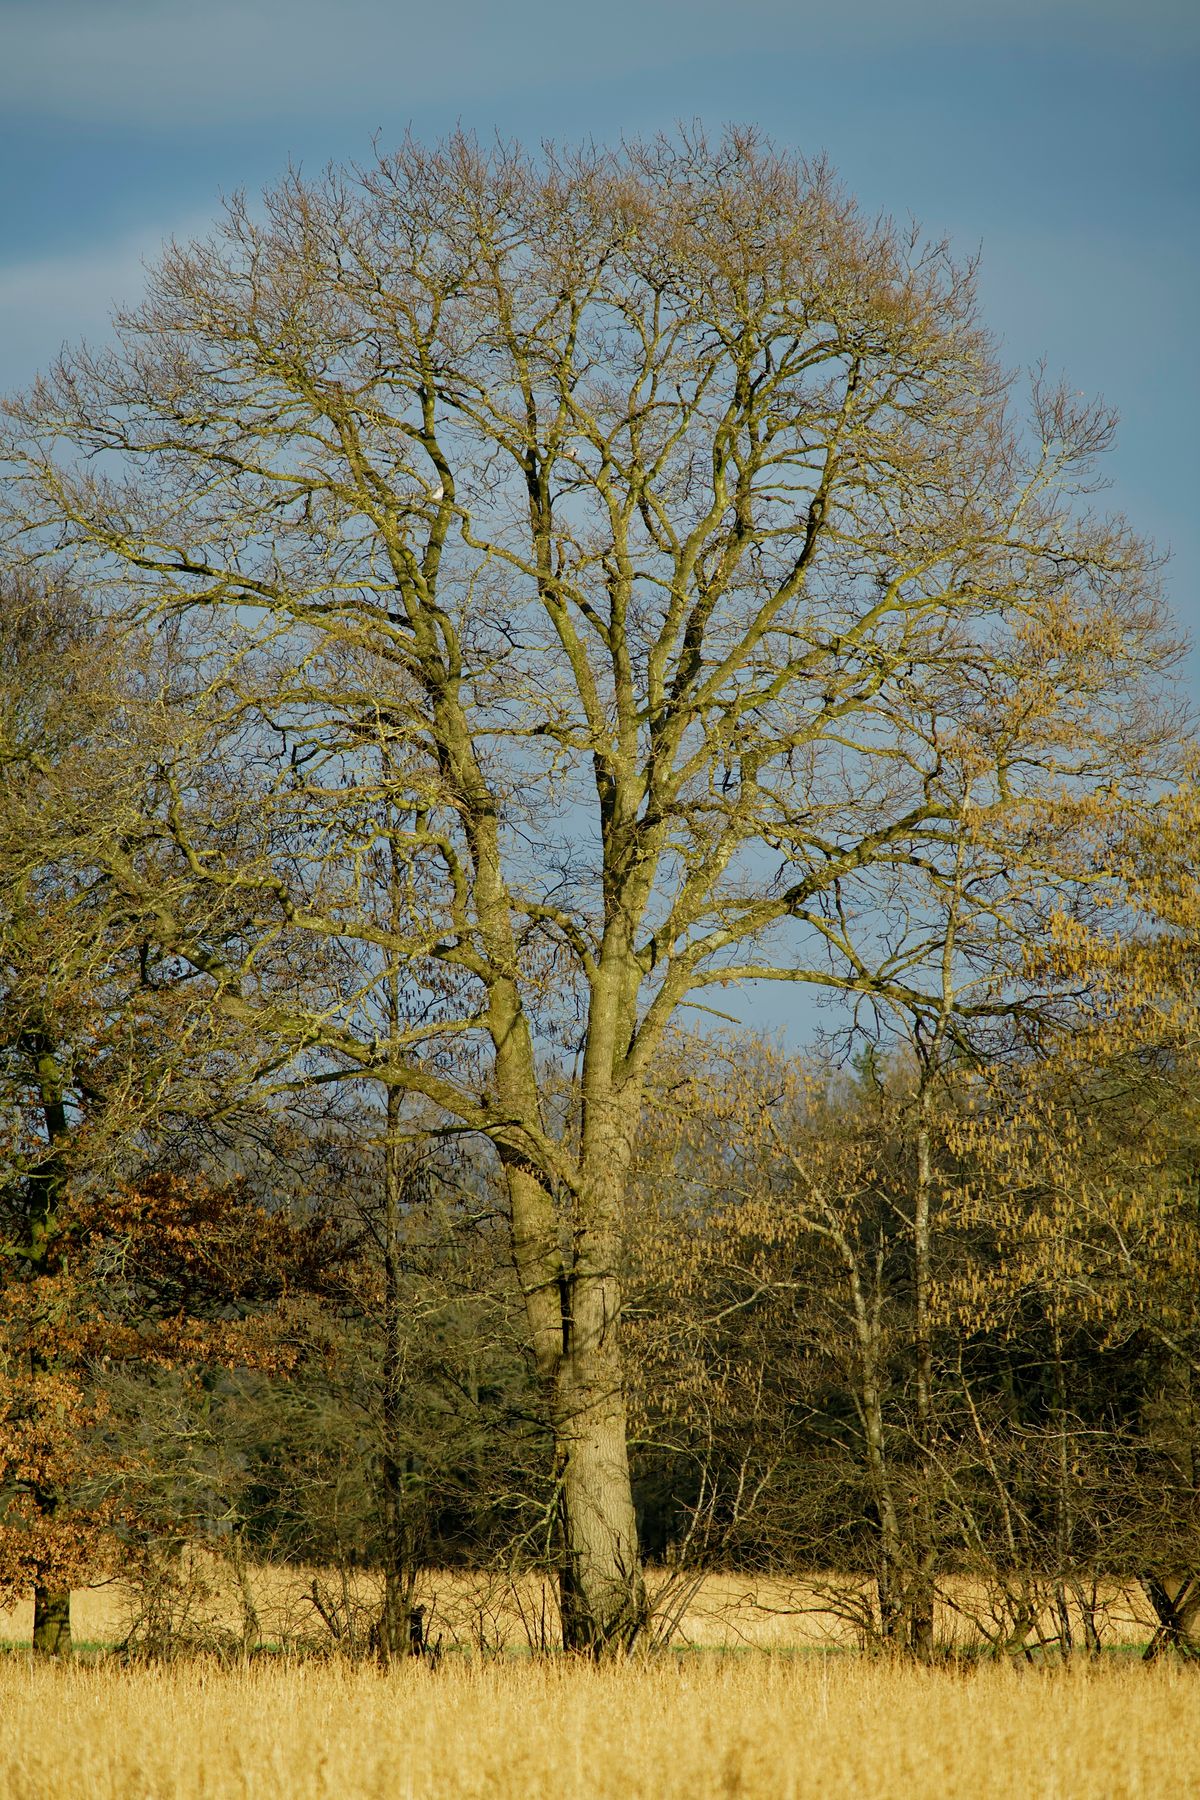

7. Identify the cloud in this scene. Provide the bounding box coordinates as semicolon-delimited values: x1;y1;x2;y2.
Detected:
1;0;1195;129
0;216;209;397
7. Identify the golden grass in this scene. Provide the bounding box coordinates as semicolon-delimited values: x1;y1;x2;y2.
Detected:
0;1653;1196;1799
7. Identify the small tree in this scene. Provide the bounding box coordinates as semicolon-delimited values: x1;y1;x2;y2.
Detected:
0;568;164;1650
0;564;290;1649
0;1166;329;1654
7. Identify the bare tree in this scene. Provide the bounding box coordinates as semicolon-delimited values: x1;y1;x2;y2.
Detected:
0;130;1174;1649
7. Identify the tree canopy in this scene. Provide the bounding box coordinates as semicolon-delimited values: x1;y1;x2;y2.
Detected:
0;129;1185;1652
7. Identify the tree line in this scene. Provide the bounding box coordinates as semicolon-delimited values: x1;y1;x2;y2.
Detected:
0;130;1195;1658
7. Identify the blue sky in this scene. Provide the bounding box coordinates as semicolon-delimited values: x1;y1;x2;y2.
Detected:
1;1;1192;652
1;0;1196;1042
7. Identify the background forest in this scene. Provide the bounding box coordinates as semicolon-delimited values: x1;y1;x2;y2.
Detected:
1;132;1198;1664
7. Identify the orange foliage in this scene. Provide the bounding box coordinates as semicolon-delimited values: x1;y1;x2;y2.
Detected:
0;1172;336;1604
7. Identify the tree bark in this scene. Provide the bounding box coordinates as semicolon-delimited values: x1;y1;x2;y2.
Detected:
552;1075;646;1653
32;1584;72;1656
506;1145;645;1653
862;1364;907;1645
29;1040;72;1658
1142;1575;1200;1660
554;1254;645;1652
378;1088;418;1662
909;1107;936;1658
848;1251;906;1645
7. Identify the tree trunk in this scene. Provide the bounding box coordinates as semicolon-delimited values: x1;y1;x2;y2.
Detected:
862;1379;907;1646
850;1254;907;1646
32;1584;71;1656
493;919;647;1651
554;1102;645;1654
377;1082;421;1662
1142;1575;1200;1660
909;1107;936;1658
1051;1314;1075;1658
30;1045;72;1659
554;1303;645;1654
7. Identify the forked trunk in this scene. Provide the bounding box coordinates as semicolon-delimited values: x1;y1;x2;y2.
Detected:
32;1584;71;1656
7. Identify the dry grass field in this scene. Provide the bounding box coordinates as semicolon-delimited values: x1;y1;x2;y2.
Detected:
1;1568;1195;1798
0;1653;1196;1799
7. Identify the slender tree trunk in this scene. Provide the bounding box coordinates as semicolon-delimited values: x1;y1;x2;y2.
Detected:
909;1104;936;1658
230;1529;261;1657
374;828;429;1662
377;1102;405;1657
378;1090;412;1661
851;1253;906;1645
32;1583;71;1656
902;831;965;1658
29;1038;72;1657
862;1364;907;1644
1051;1315;1075;1658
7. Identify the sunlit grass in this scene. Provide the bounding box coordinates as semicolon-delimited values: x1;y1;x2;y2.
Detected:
0;1652;1196;1799
0;1565;1189;1796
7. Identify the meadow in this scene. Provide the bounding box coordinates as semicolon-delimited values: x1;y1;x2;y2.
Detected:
1;1570;1196;1798
0;1650;1196;1799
